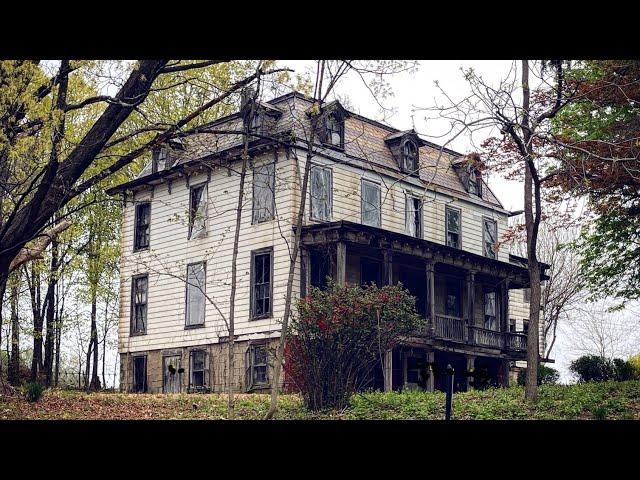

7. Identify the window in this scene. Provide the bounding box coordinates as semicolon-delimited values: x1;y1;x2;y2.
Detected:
246;344;269;390
445;278;462;317
152;146;168;173
131;275;148;335
189;183;207;239
402;139;419;172
189;350;208;391
522;319;530;335
484;290;497;330
509;318;517;333
324;113;343;148
185;262;206;328
483;218;497;259
249;110;262;135
310;248;332;290
405;195;422;238
523;287;531;303
310;165;332;221
253;163;275;224
251;248;272;318
132;355;147;393
468;167;479;195
360;258;382;287
446;207;461;249
361;180;381;227
134;203;150;251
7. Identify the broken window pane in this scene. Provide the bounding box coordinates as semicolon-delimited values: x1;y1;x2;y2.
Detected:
446;207;460;249
189;184;207;239
186;262;206;327
134;203;150;250
190;350;206;389
483;219;497;259
310;165;332;221
325;114;342;147
405;195;422;237
253;163;275;223
402;140;418;172
132;275;148;334
251;345;268;386
361;180;381;227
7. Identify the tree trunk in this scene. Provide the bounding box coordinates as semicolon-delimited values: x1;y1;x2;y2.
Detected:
27;263;44;381
88;290;100;390
43;238;58;386
8;274;20;386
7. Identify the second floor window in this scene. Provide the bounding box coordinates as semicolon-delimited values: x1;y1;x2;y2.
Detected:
483;218;497;259
361;180;381;227
251;248;272;318
185;262;206;327
131;275;148;335
484;290;497;330
446;207;461;249
189;183;207;239
310;165;332;221
134;202;150;251
405;195;422;238
253;163;275;224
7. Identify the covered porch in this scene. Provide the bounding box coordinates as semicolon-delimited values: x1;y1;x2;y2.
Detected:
299;220;537;392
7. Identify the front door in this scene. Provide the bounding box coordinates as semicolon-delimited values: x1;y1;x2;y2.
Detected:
163;355;182;393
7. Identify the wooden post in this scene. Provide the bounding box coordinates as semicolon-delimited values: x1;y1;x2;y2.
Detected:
336;241;346;286
501;278;510;333
466;270;476;343
425;261;435;335
466;355;475;391
301;248;311;298
384;349;393;392
426;350;435;392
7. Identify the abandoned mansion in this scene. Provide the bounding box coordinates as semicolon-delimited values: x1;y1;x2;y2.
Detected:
108;91;548;394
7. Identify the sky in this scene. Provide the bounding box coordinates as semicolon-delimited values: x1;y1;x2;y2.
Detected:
278;60;638;382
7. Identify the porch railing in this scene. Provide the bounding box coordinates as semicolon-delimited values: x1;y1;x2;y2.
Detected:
468;326;504;349
433;314;466;342
505;332;527;352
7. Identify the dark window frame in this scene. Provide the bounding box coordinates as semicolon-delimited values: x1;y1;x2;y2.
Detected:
482;217;498;259
152;146;168;173
133;202;151;252
246;342;270;391
444;276;463;318
188;182;207;239
130;274;148;336
309;164;333;222
483;288;498;331
401;138;419;174
132;354;147;393
185;261;206;329
361;179;382;228
252;162;276;224
250;247;274;320
445;206;462;249
405;194;423;239
188;349;209;392
322;113;344;150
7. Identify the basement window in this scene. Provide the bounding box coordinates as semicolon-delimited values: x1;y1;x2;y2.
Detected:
189;350;209;392
131;275;148;335
246;344;269;390
132;355;147;393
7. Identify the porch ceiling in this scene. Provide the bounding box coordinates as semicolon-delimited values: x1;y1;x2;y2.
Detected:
299;220;548;288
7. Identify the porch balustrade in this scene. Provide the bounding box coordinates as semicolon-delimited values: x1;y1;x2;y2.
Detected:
427;315;528;352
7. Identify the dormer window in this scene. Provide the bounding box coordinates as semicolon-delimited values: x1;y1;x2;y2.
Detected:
249;110;262;135
452;153;484;198
402;139;419;173
468;167;479;196
324;113;344;148
152;146;168;173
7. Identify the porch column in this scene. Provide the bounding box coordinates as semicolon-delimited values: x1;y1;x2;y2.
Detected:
382;248;394;391
426;350;435;392
466;355;475;391
501;278;510;334
384;350;393;392
301;248;311;298
466;270;476;343
425;261;435;334
336;241;346;286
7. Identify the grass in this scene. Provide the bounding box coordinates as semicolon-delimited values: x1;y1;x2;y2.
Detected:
1;381;640;420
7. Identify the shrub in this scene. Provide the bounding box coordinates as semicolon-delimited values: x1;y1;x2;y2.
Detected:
613;358;635;381
284;280;424;411
628;353;640;379
517;364;560;386
23;381;45;403
570;355;615;382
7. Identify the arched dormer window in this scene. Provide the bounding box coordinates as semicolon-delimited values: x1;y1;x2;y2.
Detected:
323;113;344;148
402;138;419;172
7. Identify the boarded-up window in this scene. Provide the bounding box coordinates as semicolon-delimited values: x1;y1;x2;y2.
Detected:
405;195;422;238
483;218;497;259
246;344;269;390
134;203;150;251
361;180;381;227
253;163;275;223
186;262;206;327
132;355;147;393
163;355;182;393
189;350;207;391
131;275;148;334
310;165;332;221
189;183;207;239
484;291;497;330
251;249;272;318
446;207;461;249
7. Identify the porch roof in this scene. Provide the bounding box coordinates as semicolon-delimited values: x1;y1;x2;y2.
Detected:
298;220;549;288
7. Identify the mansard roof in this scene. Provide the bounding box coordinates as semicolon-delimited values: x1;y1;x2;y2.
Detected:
108;91;504;210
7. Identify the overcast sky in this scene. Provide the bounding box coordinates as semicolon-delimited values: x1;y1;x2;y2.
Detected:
279;60;639;382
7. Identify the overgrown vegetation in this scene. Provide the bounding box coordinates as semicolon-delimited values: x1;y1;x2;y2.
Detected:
517;365;560;386
2;381;639;420
570;355;638;382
